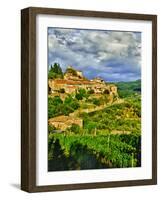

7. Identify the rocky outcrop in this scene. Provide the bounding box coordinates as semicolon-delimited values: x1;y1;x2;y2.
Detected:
64;66;84;80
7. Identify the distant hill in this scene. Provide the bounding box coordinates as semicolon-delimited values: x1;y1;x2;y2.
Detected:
113;80;141;98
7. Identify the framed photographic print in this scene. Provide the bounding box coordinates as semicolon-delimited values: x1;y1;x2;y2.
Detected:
21;7;157;192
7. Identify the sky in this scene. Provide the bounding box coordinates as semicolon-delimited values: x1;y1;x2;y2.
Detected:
48;27;141;82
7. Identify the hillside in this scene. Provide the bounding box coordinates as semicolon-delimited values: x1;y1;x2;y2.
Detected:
81;95;141;135
114;80;141;98
48;64;141;171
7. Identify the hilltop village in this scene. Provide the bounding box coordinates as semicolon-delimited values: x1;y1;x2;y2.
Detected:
49;66;118;96
48;65;119;131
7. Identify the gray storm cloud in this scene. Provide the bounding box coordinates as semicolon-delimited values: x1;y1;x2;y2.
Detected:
48;28;141;82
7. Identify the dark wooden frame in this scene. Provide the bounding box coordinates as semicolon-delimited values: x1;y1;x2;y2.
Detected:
21;7;157;193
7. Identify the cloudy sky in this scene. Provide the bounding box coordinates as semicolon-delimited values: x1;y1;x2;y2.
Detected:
48;27;141;82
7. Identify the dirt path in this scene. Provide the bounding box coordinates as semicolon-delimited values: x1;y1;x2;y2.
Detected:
69;99;125;117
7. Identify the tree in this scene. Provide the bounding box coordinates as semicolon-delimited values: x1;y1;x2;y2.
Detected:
49;96;63;106
48;96;63;118
75;89;88;100
85;121;97;134
69;124;81;134
48;124;56;133
52;139;64;157
64;95;80;110
48;63;63;79
92;98;101;106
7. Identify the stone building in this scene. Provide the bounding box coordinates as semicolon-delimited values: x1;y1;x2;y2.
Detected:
48;115;83;131
48;66;118;96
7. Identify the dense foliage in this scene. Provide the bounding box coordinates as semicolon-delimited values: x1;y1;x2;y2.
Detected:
48;95;80;118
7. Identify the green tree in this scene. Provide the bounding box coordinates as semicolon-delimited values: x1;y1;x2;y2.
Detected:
92;98;101;106
48;124;56;133
48;96;63;118
75;89;89;100
64;95;80;110
48;63;64;79
69;124;81;134
49;96;63;106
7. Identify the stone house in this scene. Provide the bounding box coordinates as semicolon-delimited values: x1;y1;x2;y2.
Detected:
48;115;83;131
48;79;118;96
48;66;118;96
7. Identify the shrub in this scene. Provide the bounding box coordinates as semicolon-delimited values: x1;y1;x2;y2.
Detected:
75;89;89;100
48;96;63;106
92;98;101;106
69;124;81;134
48;124;56;133
64;95;80;110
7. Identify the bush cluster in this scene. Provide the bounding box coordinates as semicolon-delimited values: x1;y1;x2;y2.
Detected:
48;95;80;118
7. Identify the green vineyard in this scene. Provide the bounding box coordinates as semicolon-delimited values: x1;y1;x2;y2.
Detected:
48;133;141;171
